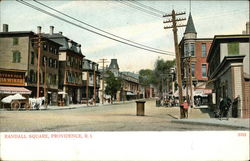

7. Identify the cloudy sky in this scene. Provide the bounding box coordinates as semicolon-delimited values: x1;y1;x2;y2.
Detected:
0;0;249;72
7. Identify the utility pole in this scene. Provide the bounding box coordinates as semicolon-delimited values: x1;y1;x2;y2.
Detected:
163;10;186;118
86;71;89;106
94;64;96;106
188;57;193;107
44;58;47;108
99;58;108;104
37;34;41;98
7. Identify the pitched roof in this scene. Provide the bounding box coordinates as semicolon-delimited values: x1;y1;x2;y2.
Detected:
109;59;119;70
42;33;83;56
184;13;197;34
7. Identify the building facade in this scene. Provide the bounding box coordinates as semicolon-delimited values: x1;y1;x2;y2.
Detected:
207;34;250;118
0;25;61;105
179;13;213;107
42;26;84;104
82;59;100;103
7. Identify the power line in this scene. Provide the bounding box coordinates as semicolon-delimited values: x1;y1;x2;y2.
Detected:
116;0;162;18
128;0;166;15
17;0;175;56
33;0;171;54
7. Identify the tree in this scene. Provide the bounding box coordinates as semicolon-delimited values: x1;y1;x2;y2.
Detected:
104;71;121;103
139;69;154;86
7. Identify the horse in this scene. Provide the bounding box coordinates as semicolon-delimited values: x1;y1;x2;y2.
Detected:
29;97;45;110
218;97;232;120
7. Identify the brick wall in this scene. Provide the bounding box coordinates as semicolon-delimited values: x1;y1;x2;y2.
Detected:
194;41;212;81
243;80;250;118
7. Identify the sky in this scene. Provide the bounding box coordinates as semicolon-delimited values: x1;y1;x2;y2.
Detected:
0;0;249;73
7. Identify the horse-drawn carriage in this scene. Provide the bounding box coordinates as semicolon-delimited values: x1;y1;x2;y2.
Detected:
1;93;45;110
1;93;30;110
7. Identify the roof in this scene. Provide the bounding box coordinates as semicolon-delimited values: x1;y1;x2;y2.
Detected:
0;31;35;37
207;34;250;62
42;33;84;56
109;59;119;70
184;13;197;34
0;86;31;94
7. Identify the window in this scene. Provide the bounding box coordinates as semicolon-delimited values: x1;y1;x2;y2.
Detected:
184;43;188;57
13;37;19;45
43;56;47;66
49;58;53;67
228;42;239;55
190;43;195;56
191;63;195;77
31;52;35;64
43;44;47;51
53;60;57;68
202;43;206;57
202;64;207;77
12;51;21;63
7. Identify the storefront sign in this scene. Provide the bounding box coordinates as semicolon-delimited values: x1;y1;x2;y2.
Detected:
0;71;25;86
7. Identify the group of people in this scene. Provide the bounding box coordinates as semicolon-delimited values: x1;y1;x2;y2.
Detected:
158;97;179;107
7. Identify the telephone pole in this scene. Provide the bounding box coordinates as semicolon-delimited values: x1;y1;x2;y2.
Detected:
37;34;41;98
94;64;96;106
99;58;108;104
163;10;186;118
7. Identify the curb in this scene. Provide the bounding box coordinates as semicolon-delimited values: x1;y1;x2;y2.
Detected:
171;119;250;129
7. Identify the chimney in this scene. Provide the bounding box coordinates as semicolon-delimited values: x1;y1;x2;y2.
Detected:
246;22;249;34
50;26;54;35
59;31;63;35
3;24;8;32
68;40;72;49
77;44;81;53
37;26;42;34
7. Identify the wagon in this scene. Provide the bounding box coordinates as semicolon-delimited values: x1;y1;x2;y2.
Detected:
1;93;30;110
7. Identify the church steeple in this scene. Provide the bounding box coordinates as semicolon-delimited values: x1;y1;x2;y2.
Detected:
184;12;197;39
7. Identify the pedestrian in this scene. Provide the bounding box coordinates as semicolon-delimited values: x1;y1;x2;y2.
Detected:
183;100;189;118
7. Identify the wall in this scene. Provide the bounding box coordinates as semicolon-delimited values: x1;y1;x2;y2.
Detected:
0;37;29;70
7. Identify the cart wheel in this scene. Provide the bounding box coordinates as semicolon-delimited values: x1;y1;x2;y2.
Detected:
11;100;20;110
24;103;31;110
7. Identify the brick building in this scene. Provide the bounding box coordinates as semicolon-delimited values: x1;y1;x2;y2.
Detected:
179;13;213;107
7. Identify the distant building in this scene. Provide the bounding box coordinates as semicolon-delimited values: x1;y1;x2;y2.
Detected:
42;26;84;104
207;34;250;118
82;59;100;103
179;13;213;107
0;25;61;105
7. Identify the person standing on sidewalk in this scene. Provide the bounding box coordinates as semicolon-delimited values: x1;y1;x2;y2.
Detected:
183;100;189;118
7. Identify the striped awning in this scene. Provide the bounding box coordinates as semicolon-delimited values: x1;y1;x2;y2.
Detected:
0;86;31;94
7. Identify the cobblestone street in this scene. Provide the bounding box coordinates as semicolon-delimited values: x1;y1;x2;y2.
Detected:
0;99;242;131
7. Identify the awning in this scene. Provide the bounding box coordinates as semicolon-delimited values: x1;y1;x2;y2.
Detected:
0;86;31;94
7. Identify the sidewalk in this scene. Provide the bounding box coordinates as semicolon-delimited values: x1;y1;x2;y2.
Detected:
43;99;142;110
171;118;250;129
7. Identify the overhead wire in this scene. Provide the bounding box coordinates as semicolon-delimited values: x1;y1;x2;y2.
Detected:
128;0;166;15
116;0;163;19
33;0;171;54
16;0;175;56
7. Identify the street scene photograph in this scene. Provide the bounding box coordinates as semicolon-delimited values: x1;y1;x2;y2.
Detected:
0;0;249;160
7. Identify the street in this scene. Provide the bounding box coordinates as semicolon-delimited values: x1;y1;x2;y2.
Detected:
0;99;241;131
